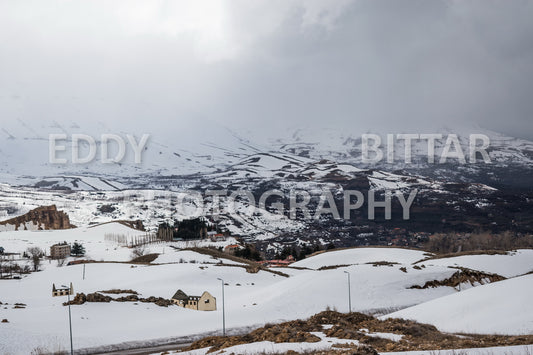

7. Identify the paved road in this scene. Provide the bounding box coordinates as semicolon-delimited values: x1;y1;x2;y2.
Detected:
91;342;192;355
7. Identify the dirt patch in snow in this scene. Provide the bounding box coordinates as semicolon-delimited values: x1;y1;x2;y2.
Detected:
408;267;505;289
130;253;159;263
63;292;173;307
183;310;533;354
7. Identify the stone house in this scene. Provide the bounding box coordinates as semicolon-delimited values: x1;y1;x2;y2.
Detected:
171;289;216;311
209;233;227;242
52;283;73;297
50;242;71;259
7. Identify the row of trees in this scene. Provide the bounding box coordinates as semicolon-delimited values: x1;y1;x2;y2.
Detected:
157;218;218;241
274;243;335;261
0;256;31;279
425;232;533;253
234;244;262;261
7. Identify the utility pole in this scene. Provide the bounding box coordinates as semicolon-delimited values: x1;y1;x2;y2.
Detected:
343;271;352;313
217;278;226;336
62;283;74;355
82;264;85;280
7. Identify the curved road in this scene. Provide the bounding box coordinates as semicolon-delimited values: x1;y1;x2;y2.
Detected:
91;342;192;355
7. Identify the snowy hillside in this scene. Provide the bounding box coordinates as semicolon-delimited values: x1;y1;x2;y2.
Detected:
0;184;304;237
418;249;533;278
385;273;533;335
0;119;532;190
1;236;533;354
291;248;428;269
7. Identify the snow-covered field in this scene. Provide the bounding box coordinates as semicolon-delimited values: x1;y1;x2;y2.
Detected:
160;343;533;355
384;273;533;335
1;227;532;354
417;250;533;278
292;247;429;269
382;344;533;355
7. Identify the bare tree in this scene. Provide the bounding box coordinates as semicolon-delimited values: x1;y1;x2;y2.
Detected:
26;247;43;272
57;257;66;267
131;244;147;259
0;255;6;279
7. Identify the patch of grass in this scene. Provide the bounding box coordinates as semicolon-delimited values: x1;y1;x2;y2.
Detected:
366;261;398;267
318;264;352;271
130;253;159;263
188;247;289;277
415;249;508;264
409;267;505;289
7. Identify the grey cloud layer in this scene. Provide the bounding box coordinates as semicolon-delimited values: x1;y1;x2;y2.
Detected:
0;0;532;139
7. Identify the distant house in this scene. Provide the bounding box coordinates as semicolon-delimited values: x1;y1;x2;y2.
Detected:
171;289;216;311
258;255;295;268
50;242;71;259
209;233;226;242
52;283;73;297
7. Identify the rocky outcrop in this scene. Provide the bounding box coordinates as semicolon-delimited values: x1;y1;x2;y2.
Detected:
63;292;174;307
0;205;73;231
409;268;506;289
63;292;112;305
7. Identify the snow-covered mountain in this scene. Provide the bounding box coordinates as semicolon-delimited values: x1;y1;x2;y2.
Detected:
263;126;533;189
1;119;532;190
0;118;264;188
1;119;532;239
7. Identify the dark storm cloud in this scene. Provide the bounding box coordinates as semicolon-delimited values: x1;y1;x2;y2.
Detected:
0;0;532;139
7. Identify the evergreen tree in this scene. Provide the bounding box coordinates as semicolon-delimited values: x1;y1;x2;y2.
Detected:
71;242;86;257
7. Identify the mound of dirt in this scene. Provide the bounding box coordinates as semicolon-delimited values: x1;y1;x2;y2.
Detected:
63;292;173;307
184;310;533;354
409;268;505;289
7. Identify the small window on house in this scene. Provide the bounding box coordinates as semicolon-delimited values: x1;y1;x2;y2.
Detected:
205;299;209;303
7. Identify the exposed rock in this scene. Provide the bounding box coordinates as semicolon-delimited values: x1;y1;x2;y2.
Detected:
63;292;173;307
98;204;116;213
409;268;506;289
115;295;139;302
0;205;73;231
65;293;87;305
86;293;113;303
185;310;533;354
99;289;139;295
63;292;112;305
139;296;173;307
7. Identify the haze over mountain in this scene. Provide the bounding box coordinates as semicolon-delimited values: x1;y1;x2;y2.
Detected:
0;117;531;191
1;0;533;140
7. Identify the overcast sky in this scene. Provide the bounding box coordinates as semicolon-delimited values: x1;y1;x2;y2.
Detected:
1;0;532;139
